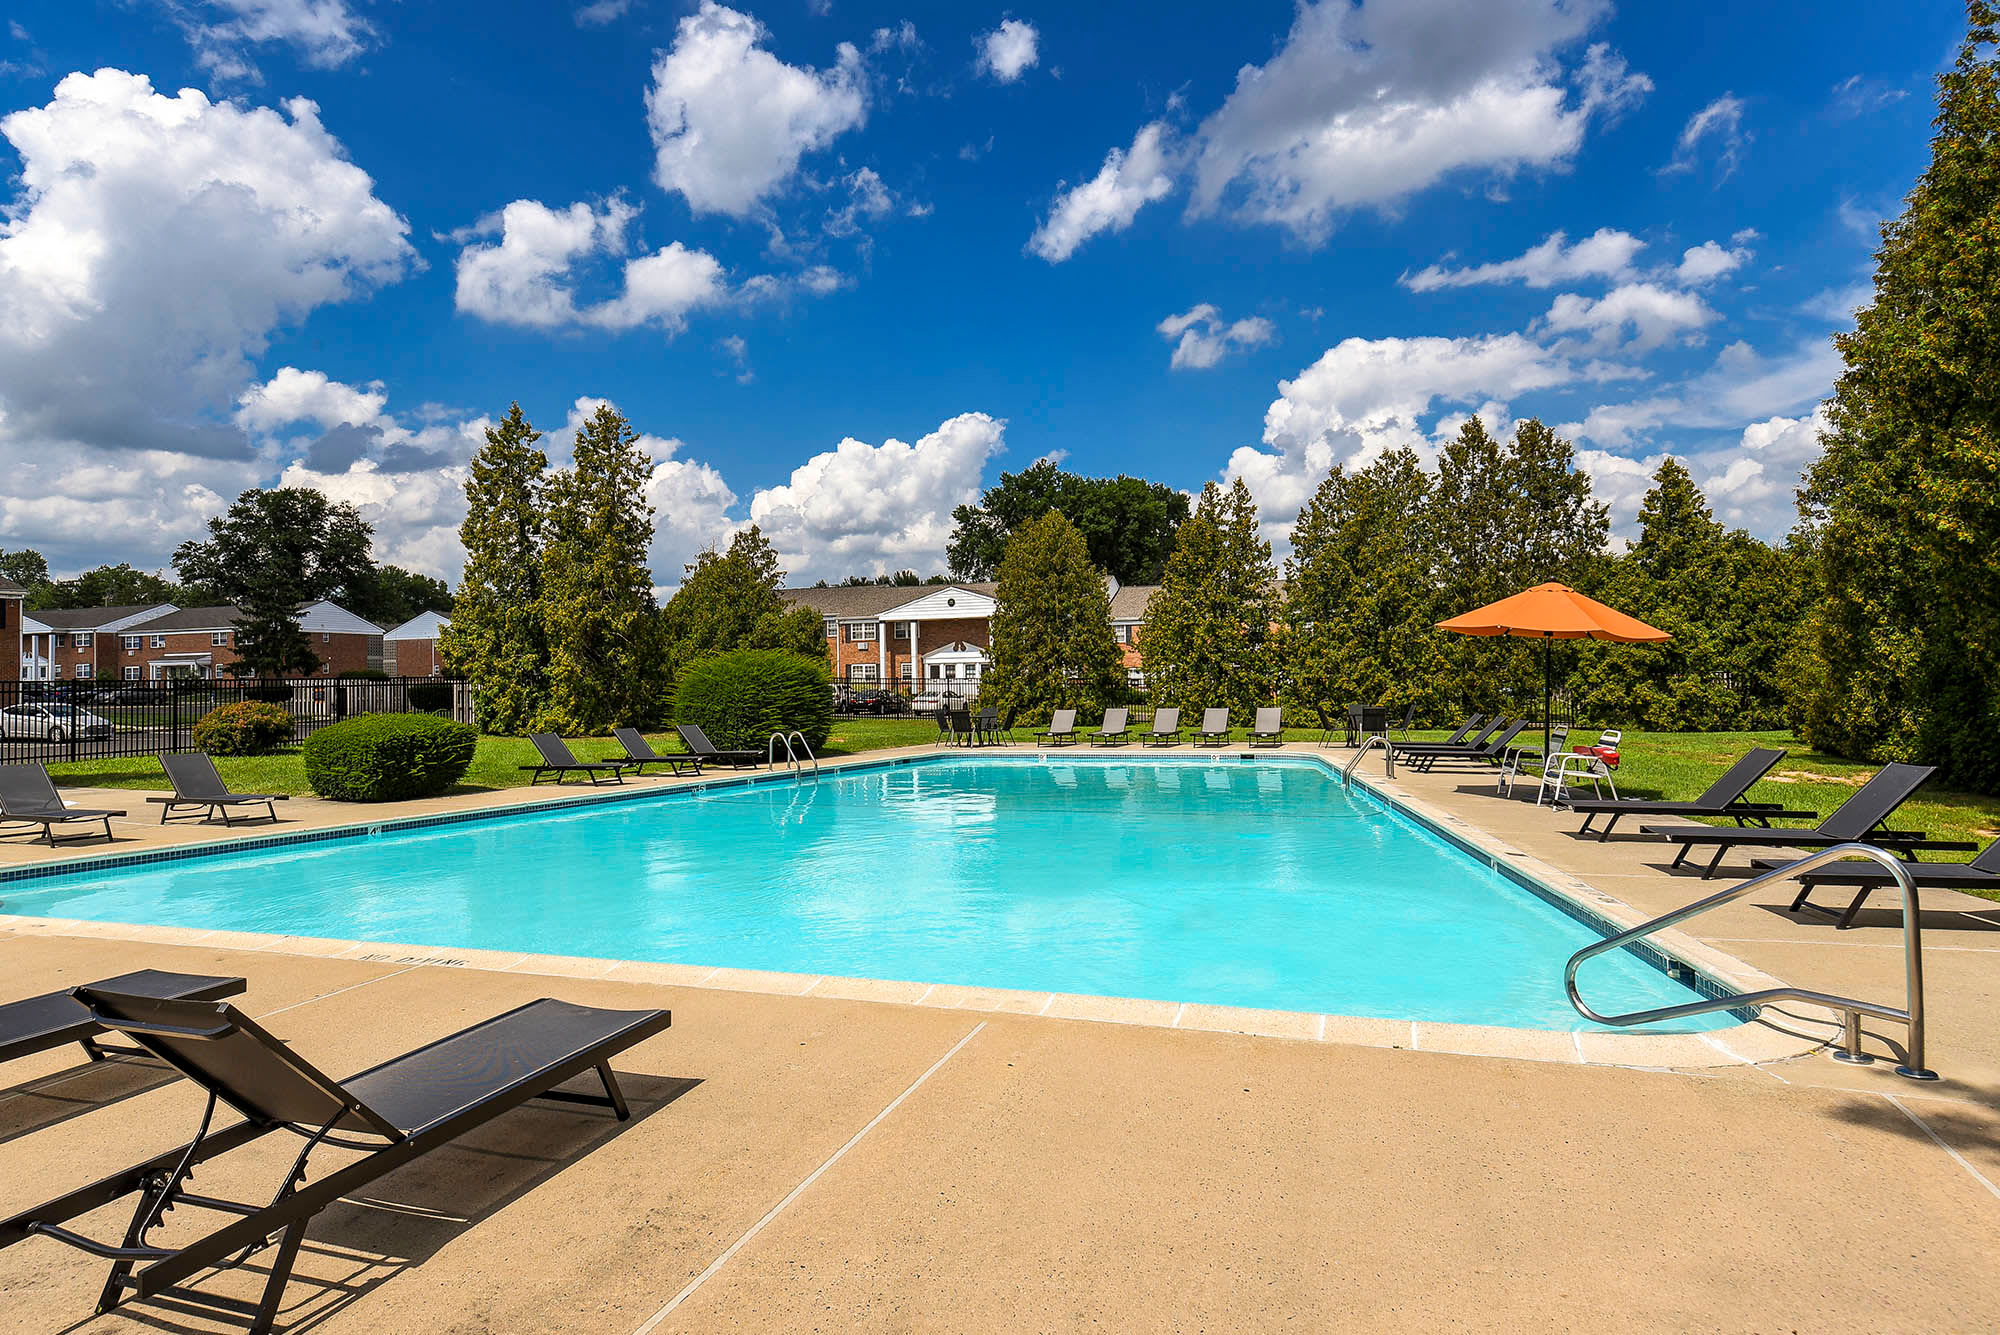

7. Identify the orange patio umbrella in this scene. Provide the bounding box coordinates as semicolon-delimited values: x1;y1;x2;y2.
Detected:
1435;582;1670;756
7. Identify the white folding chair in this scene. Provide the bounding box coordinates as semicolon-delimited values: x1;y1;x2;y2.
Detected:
1540;728;1621;806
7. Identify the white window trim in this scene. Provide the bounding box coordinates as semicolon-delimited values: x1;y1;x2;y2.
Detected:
212;632;228;646
150;635;166;648
122;635;142;650
848;663;879;682
123;666;141;680
75;632;93;647
76;664;93;680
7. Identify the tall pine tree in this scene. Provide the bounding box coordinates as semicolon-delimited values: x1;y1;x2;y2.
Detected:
442;404;550;734
1140;479;1278;716
539;404;669;732
981;511;1124;725
1283;447;1446;721
1798;0;2000;790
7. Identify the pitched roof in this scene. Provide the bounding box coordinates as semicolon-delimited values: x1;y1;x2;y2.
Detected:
384;610;450;640
781;584;998;618
1109;584;1160;620
125;600;384;635
23;604;175;631
0;576;24;596
125;604;242;632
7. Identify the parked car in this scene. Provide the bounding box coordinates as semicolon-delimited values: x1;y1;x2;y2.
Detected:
910;689;972;715
836;687;901;715
0;702;115;741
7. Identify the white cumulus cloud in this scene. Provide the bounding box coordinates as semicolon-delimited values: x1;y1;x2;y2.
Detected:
1401;228;1645;291
1674;239;1751;285
748;413;1006;583
1541;282;1714;353
977;19;1039;82
1158;304;1276;370
1028;121;1178;262
645;2;867;218
175;0;376;81
0;69;413;570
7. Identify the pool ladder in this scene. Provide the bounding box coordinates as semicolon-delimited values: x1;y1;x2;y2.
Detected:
768;731;820;782
1566;844;1935;1079
1341;734;1395;788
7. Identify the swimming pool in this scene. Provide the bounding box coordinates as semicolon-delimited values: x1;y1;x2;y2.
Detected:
0;755;1724;1031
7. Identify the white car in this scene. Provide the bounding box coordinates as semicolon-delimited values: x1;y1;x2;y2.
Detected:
0;702;115;742
910;689;971;715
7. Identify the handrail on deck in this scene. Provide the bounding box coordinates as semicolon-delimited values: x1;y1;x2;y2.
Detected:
1565;843;1935;1079
767;731;820;781
1342;734;1395;788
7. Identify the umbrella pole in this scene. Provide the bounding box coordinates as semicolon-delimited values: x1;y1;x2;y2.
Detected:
1542;636;1552;758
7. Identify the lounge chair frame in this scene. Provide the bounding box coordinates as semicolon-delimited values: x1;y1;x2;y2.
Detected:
1759;838;2000;928
0;970;244;1069
147;753;288;826
675;723;762;769
0;763;125;845
1394;721;1527;772
1248;708;1282;748
610;728;704;776
1;990;669;1335
1569;747;1811;841
1089;708;1130;748
1035;710;1078;747
1142;707;1181;748
1195;709;1230;747
520;733;632;786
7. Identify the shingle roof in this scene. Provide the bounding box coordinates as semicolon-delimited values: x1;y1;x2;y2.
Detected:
24;604;172;630
781;584;997;618
0;576;24;596
126;605;242;632
1109;584;1159;620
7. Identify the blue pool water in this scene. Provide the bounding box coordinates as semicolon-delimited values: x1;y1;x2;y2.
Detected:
0;756;1722;1031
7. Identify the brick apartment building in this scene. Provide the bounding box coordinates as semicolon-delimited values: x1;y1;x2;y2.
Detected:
17;600;383;682
0;577;22;683
383;611;450;677
782;579;1162;691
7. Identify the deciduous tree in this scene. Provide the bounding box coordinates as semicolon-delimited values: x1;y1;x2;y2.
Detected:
947;461;1190;584
662;525;825;676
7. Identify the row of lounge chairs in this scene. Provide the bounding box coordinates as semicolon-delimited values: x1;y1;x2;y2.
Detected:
1402;715;1990;929
1031;707;1287;748
1;727;749;847
0;970;667;1332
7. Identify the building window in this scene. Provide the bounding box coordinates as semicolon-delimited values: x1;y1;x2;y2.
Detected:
321;632;331;643
51;664;62;679
848;663;878;682
893;622;910;640
52;633;68;648
150;634;166;648
841;621;874;643
1113;624;1131;644
822;616;837;637
212;632;228;647
123;635;142;651
124;666;141;681
1127;669;1146;687
75;632;93;648
76;664;93;680
899;662;914;679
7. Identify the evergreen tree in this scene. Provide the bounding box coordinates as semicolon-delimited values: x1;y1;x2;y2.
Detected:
1501;417;1610;590
1282;447;1448;721
442;404;550;734
230;568;319;677
538;403;668;732
1140;479;1278;715
981;511;1124;724
661;525;825;675
1798;0;2000;789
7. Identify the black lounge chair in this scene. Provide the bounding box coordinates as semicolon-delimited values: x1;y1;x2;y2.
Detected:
1035;709;1078;747
675;722;761;769
1567;747;1813;840
1641;762;1976;879
0;763;125;845
1090;707;1131;747
1;970;243;1069
611;727;703;776
1;987;670;1333
521;733;631;786
1754;838;2000;928
1395;720;1528;772
1249;707;1283;747
1391;716;1502;760
147;753;289;826
1143;707;1182;747
1195;708;1230;746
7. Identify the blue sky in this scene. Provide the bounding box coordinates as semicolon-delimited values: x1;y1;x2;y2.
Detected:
0;0;1963;586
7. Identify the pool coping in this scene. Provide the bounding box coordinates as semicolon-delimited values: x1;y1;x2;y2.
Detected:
0;747;1836;1071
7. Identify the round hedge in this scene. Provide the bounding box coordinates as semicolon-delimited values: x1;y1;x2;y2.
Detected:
303;712;477;802
191;701;295;756
673;650;832;753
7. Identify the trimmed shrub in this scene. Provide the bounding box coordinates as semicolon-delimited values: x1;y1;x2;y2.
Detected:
672;650;833;753
191;701;295;756
407;681;455;713
303;713;477;802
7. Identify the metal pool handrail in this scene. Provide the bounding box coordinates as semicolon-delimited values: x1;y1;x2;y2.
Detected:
766;731;820;781
1342;734;1395;788
1565;843;1934;1079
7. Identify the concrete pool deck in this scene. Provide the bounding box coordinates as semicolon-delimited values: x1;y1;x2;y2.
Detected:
2;743;1998;1330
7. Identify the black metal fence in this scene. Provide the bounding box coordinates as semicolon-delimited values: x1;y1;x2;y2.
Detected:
0;677;473;765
